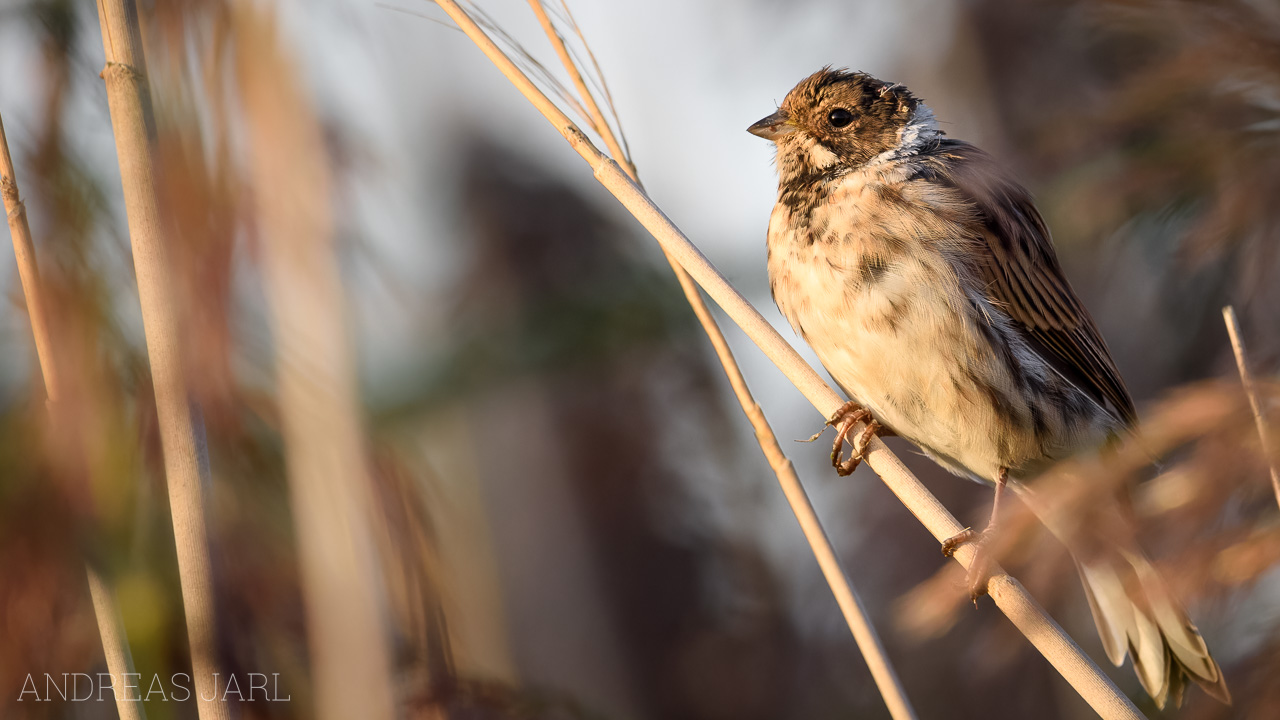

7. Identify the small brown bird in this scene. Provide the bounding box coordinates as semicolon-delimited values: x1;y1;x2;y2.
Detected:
749;68;1229;707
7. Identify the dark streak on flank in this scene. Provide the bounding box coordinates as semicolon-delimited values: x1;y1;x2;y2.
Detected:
807;216;829;246
903;388;927;423
878;297;906;334
860;255;891;285
872;226;909;255
966;365;1016;422
873;183;907;205
950;373;975;405
1028;399;1048;442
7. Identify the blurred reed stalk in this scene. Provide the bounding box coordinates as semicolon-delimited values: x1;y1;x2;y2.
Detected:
524;3;916;719
95;2;227;718
433;2;1144;718
2;110;146;720
233;5;396;719
85;572;147;718
1;115;57;399
1222;306;1280;510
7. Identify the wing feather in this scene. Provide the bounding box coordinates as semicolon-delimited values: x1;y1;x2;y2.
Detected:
916;140;1137;425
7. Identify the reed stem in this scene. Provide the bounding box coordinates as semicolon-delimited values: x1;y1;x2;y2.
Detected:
1223;306;1280;512
95;2;227;717
2;106;148;720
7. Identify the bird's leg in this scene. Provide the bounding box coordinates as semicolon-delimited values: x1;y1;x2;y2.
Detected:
941;467;1008;601
822;400;887;477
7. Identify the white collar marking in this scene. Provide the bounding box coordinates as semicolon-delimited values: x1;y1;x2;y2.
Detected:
865;103;941;167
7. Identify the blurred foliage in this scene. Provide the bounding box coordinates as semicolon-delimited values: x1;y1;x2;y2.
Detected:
965;0;1280;382
1;1;1278;720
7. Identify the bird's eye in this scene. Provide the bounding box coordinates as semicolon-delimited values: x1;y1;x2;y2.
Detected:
828;108;854;128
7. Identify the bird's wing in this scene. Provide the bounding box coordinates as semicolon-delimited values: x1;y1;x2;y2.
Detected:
917;140;1137;425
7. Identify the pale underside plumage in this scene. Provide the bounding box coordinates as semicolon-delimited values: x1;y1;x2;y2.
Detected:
762;76;1227;707
767;120;1119;483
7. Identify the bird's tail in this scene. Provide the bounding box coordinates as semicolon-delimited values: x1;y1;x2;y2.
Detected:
1075;547;1230;708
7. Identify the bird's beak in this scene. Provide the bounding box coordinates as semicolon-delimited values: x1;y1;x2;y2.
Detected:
747;110;796;141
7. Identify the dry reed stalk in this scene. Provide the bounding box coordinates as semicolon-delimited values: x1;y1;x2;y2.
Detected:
1;114;58;401
431;2;1145;718
233;5;396;719
3;110;147;720
526;2;632;177
95;2;227;718
85;569;147;716
1222;306;1280;511
524;4;916;718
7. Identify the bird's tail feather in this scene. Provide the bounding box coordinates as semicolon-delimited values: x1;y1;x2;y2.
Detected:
1075;548;1230;708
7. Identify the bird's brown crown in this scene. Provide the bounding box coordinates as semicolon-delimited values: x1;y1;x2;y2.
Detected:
779;68;923;168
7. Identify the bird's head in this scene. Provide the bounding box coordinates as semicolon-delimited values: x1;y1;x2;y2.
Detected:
749;68;937;176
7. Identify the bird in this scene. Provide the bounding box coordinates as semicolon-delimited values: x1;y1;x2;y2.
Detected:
748;67;1229;708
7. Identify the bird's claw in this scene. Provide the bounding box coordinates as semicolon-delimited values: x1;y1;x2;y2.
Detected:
826;401;883;477
940;527;975;558
942;526;995;604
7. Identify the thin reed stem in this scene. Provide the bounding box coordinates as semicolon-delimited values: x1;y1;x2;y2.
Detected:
86;568;147;717
1223;306;1280;511
95;2;227;718
0;114;58;401
2;109;147;720
526;1;631;177
430;3;1145;718
525;4;916;718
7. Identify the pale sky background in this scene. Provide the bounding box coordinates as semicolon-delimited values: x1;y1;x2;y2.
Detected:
0;0;995;614
289;0;1000;621
0;0;997;646
0;0;984;394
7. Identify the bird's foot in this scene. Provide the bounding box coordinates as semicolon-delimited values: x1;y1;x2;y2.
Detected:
940;527;976;558
941;526;997;604
820;400;885;477
942;467;1008;603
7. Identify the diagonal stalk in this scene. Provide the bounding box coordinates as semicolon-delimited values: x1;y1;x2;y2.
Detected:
430;3;1146;718
1223;306;1280;511
525;4;916;718
3;109;147;720
1;115;58;399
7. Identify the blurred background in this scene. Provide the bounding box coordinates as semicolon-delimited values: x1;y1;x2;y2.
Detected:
1;0;1278;718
